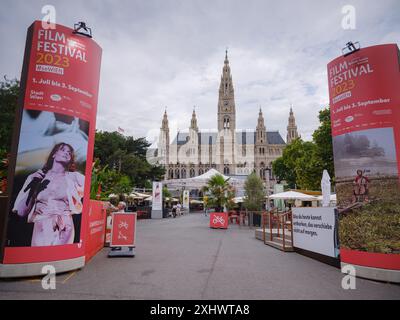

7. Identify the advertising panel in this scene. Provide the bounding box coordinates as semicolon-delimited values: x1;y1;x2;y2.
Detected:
1;21;102;264
182;190;189;210
328;44;400;273
85;200;106;262
292;207;338;258
152;182;162;211
110;212;136;247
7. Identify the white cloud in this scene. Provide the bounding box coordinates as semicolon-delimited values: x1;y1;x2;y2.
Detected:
1;0;399;143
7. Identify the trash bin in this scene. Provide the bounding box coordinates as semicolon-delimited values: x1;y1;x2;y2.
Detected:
163;207;169;218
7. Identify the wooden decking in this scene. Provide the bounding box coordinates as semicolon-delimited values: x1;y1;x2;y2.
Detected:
255;228;294;252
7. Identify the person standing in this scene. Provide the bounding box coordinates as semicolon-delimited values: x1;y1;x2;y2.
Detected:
352;169;370;203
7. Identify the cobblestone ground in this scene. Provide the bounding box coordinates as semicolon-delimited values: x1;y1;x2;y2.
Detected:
1;212;399;300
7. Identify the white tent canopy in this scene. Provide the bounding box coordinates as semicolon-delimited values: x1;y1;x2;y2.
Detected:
317;194;337;201
268;191;318;201
163;168;244;190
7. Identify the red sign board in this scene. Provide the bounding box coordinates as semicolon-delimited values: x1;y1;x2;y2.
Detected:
85;201;107;262
2;21;102;264
210;212;228;229
110;213;137;247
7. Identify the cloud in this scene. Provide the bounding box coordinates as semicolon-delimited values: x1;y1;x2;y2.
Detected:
1;0;399;144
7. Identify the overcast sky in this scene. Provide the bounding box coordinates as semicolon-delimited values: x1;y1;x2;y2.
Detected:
1;0;399;146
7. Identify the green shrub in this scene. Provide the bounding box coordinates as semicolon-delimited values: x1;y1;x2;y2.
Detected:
339;201;400;253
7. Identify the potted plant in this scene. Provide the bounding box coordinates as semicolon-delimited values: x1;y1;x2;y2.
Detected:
244;173;265;227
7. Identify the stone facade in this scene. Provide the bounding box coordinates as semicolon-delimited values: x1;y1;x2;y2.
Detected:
156;51;300;187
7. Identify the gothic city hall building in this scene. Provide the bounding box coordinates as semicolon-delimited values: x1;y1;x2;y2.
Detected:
156;51;300;187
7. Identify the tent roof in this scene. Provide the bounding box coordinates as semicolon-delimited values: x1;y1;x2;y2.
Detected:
163;168;243;189
268;191;318;200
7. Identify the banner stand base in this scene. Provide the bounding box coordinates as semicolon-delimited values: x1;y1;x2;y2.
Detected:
108;247;135;257
151;210;163;219
0;256;85;278
341;262;400;283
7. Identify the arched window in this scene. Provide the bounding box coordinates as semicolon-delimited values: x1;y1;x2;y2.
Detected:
190;168;195;178
224;117;230;129
181;168;186;179
199;169;204;175
260;162;265;180
224;166;230;175
175;169;180;179
169;169;173;179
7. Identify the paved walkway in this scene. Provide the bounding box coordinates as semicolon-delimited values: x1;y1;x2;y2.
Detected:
1;212;399;299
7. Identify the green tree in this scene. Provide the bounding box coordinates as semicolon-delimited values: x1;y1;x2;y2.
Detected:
0;78;19;185
244;172;265;211
271;106;334;190
272;138;305;189
94;130;165;188
312;107;334;181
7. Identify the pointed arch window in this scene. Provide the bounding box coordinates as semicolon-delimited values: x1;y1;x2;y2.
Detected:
224;166;230;175
224;117;230;129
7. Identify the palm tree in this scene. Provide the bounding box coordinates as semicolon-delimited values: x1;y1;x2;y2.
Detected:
202;174;234;212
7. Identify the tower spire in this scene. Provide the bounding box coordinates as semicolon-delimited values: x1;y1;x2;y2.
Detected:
218;50;236;132
161;108;169;130
287;105;299;144
190;106;198;131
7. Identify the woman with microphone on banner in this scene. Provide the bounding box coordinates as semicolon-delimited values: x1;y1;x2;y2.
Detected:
12;142;85;246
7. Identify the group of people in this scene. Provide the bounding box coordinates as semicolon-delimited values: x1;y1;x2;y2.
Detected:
171;203;183;218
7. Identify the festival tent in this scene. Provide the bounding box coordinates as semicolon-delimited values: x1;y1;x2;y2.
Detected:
163;168;244;190
268;191;318;201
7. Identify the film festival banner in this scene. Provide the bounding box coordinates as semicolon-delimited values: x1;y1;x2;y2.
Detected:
328;44;400;274
1;21;102;265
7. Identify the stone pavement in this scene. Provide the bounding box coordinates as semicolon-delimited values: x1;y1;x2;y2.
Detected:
0;212;399;300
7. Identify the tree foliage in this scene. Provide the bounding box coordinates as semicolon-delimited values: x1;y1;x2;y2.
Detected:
272;106;334;190
244;172;265;211
93;131;165;198
0;78;19;183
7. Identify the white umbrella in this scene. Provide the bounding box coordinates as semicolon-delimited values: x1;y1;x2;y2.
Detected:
268;191;318;201
190;199;204;204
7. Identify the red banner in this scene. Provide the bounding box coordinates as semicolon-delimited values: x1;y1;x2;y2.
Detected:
328;44;400;271
85;201;106;262
210;212;228;229
2;21;102;264
110;213;137;247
